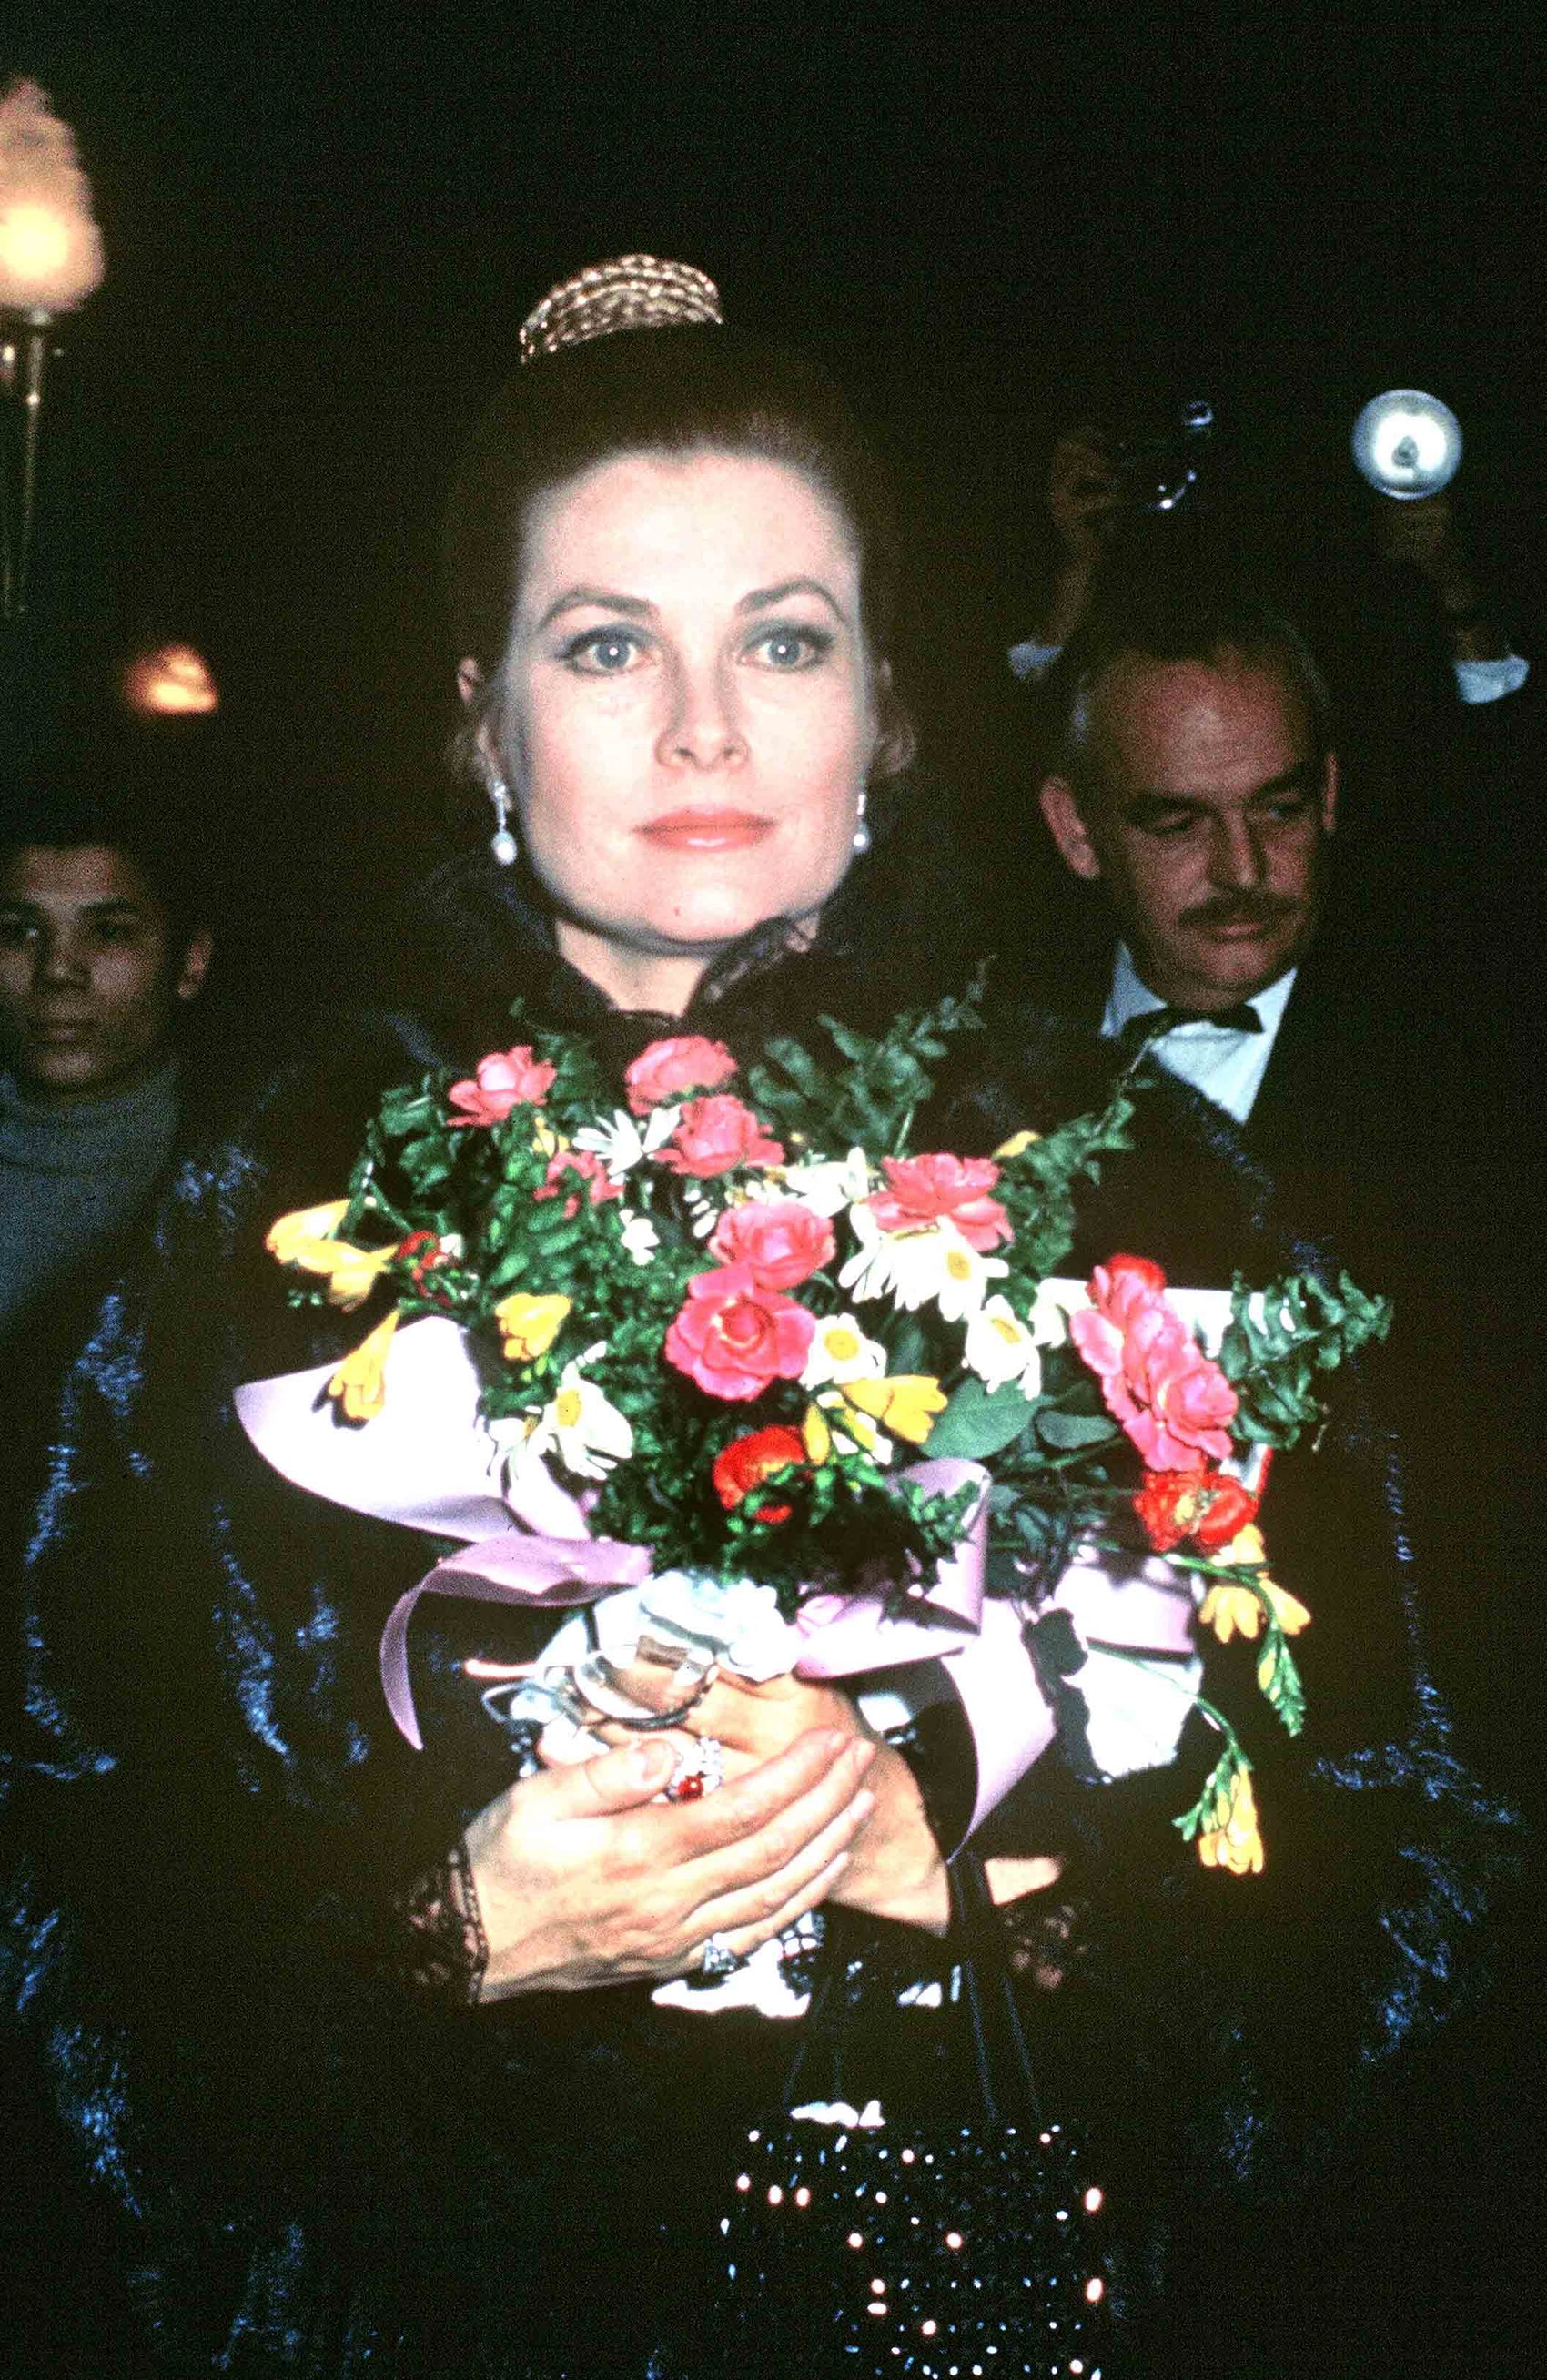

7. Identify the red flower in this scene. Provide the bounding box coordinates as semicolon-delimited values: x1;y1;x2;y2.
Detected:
624;1035;739;1116
657;1095;785;1179
1134;1467;1259;1554
713;1425;809;1524
867;1153;1011;1252
664;1265;815;1401
710;1199;835;1291
448;1045;557;1127
393;1229;459;1303
1070;1255;1238;1471
533;1148;622;1220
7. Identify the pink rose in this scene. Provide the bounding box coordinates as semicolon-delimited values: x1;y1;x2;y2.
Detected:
1070;1254;1238;1470
448;1044;558;1128
710;1199;835;1291
867;1153;1011;1252
1067;1257;1174;1385
1090;1252;1168;1323
664;1264;815;1402
624;1035;739;1116
533;1149;622;1220
657;1095;784;1179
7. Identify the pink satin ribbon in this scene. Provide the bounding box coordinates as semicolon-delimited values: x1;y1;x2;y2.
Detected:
376;1454;1194;1839
236;1319;1198;1841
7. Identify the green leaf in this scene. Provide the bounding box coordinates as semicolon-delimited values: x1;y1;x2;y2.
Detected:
927;1376;1036;1460
397;1136;456;1195
743;975;989;1154
885;1316;929;1379
1254;1617;1307;1738
1034;1407;1119;1451
1218;1268;1393;1450
379;1084;445;1139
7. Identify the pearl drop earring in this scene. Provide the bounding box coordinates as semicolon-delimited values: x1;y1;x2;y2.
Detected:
852;793;871;856
488;778;519;867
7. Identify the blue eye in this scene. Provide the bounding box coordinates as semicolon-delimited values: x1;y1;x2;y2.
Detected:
750;624;831;670
565;629;643;673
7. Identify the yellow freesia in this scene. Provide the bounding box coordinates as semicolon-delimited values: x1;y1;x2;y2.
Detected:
820;1390;887;1458
802;1402;834;1465
993;1129;1042;1160
1200;1525;1311;1645
1262;1580;1311;1633
327;1309;400;1423
264;1200;396;1311
1199;1582;1269;1645
842;1373;947;1447
1197;1765;1265;1876
266;1199;349;1261
311;1242;398;1311
494;1292;571;1363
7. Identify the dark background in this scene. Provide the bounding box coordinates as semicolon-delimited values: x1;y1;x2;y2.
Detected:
8;0;1545;988
4;11;1542;2366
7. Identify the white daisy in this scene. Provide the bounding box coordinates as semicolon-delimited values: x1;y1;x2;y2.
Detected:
571;1102;682;1181
1024;1278;1088;1349
482;1409;537;1484
800;1312;887;1392
835;1201;913;1304
931;1226;1010;1322
679;1180;722;1240
839;1208;1006;1319
777;1147;873;1219
962;1294;1044;1395
525;1359;635;1482
617;1210;661;1267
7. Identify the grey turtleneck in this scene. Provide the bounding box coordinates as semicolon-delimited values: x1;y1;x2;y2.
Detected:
0;1055;181;1332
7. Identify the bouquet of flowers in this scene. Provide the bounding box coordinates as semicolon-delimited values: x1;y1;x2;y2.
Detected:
246;985;1390;1870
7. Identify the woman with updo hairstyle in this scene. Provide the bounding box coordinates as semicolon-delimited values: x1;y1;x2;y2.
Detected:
0;259;1506;2380
0;257;1021;2380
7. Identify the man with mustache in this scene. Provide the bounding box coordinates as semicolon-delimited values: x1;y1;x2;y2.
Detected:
1033;586;1340;1145
1022;580;1535;2380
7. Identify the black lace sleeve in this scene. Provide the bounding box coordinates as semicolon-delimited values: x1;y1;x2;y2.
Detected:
401;1838;490;2005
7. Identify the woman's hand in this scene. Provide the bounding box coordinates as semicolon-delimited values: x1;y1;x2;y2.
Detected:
657;1672;951;1937
463;1726;876;2000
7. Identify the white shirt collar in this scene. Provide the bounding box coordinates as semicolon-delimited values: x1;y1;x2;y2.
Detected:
1101;947;1298;1126
1103;946;1298;1038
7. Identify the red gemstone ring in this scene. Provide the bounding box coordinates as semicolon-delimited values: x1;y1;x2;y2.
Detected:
664;1737;724;1801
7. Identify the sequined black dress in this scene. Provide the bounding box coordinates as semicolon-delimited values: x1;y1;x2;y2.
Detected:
0;846;1516;2379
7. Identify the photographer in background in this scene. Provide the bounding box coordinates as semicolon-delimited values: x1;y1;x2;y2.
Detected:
1008;396;1216;685
1369;486;1527;702
1006;420;1124;683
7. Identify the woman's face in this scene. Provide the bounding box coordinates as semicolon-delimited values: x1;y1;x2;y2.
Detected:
474;449;883;1009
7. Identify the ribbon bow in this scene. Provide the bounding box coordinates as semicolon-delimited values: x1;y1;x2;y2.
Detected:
235;1315;1198;1840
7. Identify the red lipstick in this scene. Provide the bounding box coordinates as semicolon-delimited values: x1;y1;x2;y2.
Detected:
637;808;774;851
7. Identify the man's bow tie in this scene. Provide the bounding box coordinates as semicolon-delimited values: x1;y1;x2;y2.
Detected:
1114;1001;1264;1057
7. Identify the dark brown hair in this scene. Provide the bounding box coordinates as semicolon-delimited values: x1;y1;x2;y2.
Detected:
441;321;914;785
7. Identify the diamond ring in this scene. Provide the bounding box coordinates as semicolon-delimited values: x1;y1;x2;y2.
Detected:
700;1931;748;1979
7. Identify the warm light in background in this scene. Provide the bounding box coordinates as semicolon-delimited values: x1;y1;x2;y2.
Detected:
0;78;105;315
122;643;221;716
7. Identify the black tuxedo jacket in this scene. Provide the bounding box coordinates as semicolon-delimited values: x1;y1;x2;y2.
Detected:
1014;900;1405;1253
